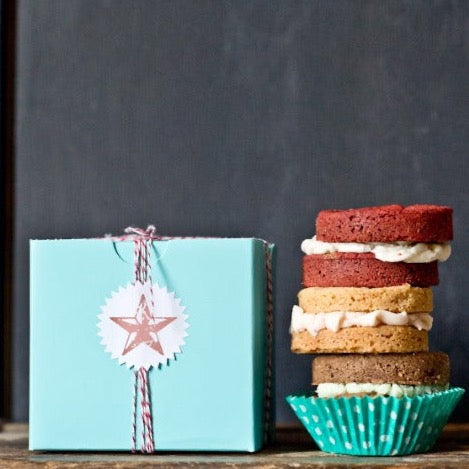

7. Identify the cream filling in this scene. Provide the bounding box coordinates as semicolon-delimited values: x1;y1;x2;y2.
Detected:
316;382;449;398
290;305;432;336
301;235;451;263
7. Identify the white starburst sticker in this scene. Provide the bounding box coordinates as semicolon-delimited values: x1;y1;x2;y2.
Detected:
98;282;189;369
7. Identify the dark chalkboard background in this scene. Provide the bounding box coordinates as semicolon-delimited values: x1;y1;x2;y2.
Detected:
0;0;6;419
14;1;469;422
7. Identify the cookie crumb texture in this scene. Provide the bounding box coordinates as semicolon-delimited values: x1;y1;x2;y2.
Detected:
298;284;433;313
312;351;450;385
316;204;453;243
303;253;439;287
291;326;428;354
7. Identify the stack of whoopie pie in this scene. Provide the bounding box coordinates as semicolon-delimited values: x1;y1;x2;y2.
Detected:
290;205;453;400
287;205;465;455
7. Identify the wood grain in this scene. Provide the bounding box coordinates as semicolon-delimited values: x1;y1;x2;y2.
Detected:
0;423;468;468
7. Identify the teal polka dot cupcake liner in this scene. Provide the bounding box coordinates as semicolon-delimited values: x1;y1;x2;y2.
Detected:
286;387;464;456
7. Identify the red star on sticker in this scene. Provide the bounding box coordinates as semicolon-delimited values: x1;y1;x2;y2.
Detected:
110;294;176;356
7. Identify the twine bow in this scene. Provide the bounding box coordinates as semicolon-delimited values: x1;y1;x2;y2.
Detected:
124;225;159;240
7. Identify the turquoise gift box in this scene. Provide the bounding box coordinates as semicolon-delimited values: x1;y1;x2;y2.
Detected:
30;237;274;452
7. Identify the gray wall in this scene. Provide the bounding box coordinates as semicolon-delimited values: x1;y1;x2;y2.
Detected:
15;0;469;422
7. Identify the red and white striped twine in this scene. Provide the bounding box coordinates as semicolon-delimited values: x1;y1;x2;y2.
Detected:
124;226;157;453
109;227;274;452
131;370;139;452
263;243;274;443
139;367;154;453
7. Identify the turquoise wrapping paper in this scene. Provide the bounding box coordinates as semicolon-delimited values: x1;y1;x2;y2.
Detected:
30;238;273;451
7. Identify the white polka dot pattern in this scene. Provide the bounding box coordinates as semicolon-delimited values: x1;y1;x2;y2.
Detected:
285;388;464;456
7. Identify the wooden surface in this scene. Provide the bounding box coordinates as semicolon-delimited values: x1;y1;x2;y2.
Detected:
0;423;468;468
